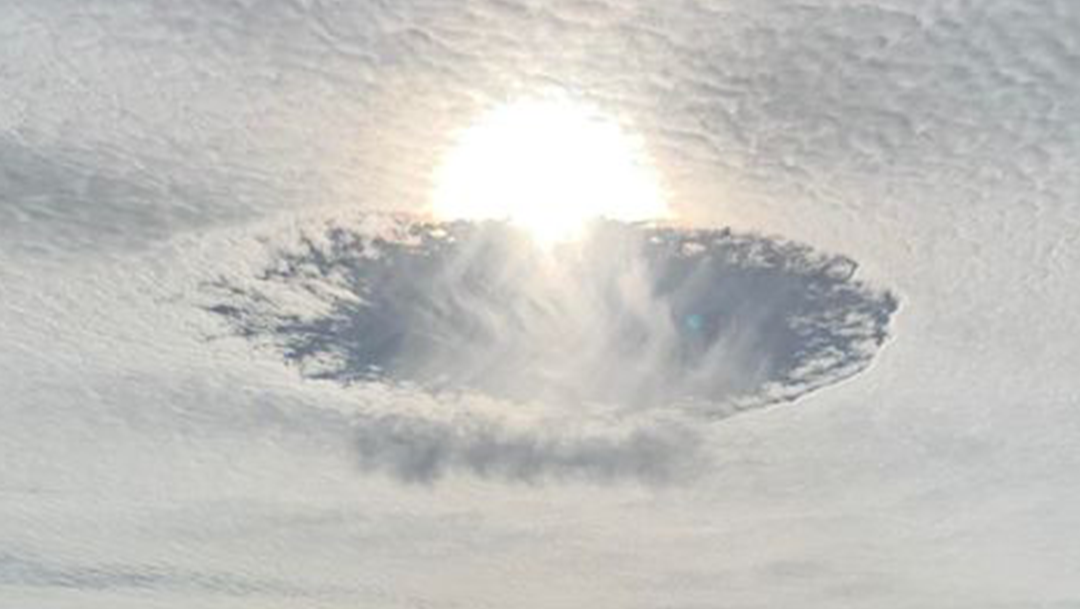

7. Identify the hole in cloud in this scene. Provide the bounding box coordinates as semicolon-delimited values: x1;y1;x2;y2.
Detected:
208;215;895;413
203;213;897;482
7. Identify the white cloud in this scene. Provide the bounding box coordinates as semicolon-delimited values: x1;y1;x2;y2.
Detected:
2;0;1079;607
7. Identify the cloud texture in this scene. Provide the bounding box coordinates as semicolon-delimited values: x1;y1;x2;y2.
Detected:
2;0;1080;607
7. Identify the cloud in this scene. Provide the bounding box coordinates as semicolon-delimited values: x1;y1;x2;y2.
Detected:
0;136;255;259
351;410;704;484
5;0;1077;605
0;552;331;598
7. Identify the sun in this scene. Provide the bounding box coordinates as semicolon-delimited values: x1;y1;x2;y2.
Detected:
431;95;668;244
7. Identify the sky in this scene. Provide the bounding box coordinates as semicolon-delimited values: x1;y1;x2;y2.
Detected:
2;0;1080;607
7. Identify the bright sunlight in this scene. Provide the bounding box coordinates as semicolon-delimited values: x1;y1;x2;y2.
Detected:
431;95;668;244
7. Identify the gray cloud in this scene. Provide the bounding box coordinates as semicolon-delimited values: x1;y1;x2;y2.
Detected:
352;411;703;484
0;137;258;258
0;552;332;598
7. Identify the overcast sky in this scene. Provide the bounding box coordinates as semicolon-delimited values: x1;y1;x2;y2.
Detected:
2;0;1080;607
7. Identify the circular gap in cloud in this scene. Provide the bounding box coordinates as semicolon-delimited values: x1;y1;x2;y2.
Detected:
205;214;897;419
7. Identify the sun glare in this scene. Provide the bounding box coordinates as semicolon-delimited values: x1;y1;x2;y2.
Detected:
431;96;668;244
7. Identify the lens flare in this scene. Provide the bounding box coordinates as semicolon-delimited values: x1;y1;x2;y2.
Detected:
431;95;668;244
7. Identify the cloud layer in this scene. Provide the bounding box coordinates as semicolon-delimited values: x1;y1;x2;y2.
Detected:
4;0;1079;606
